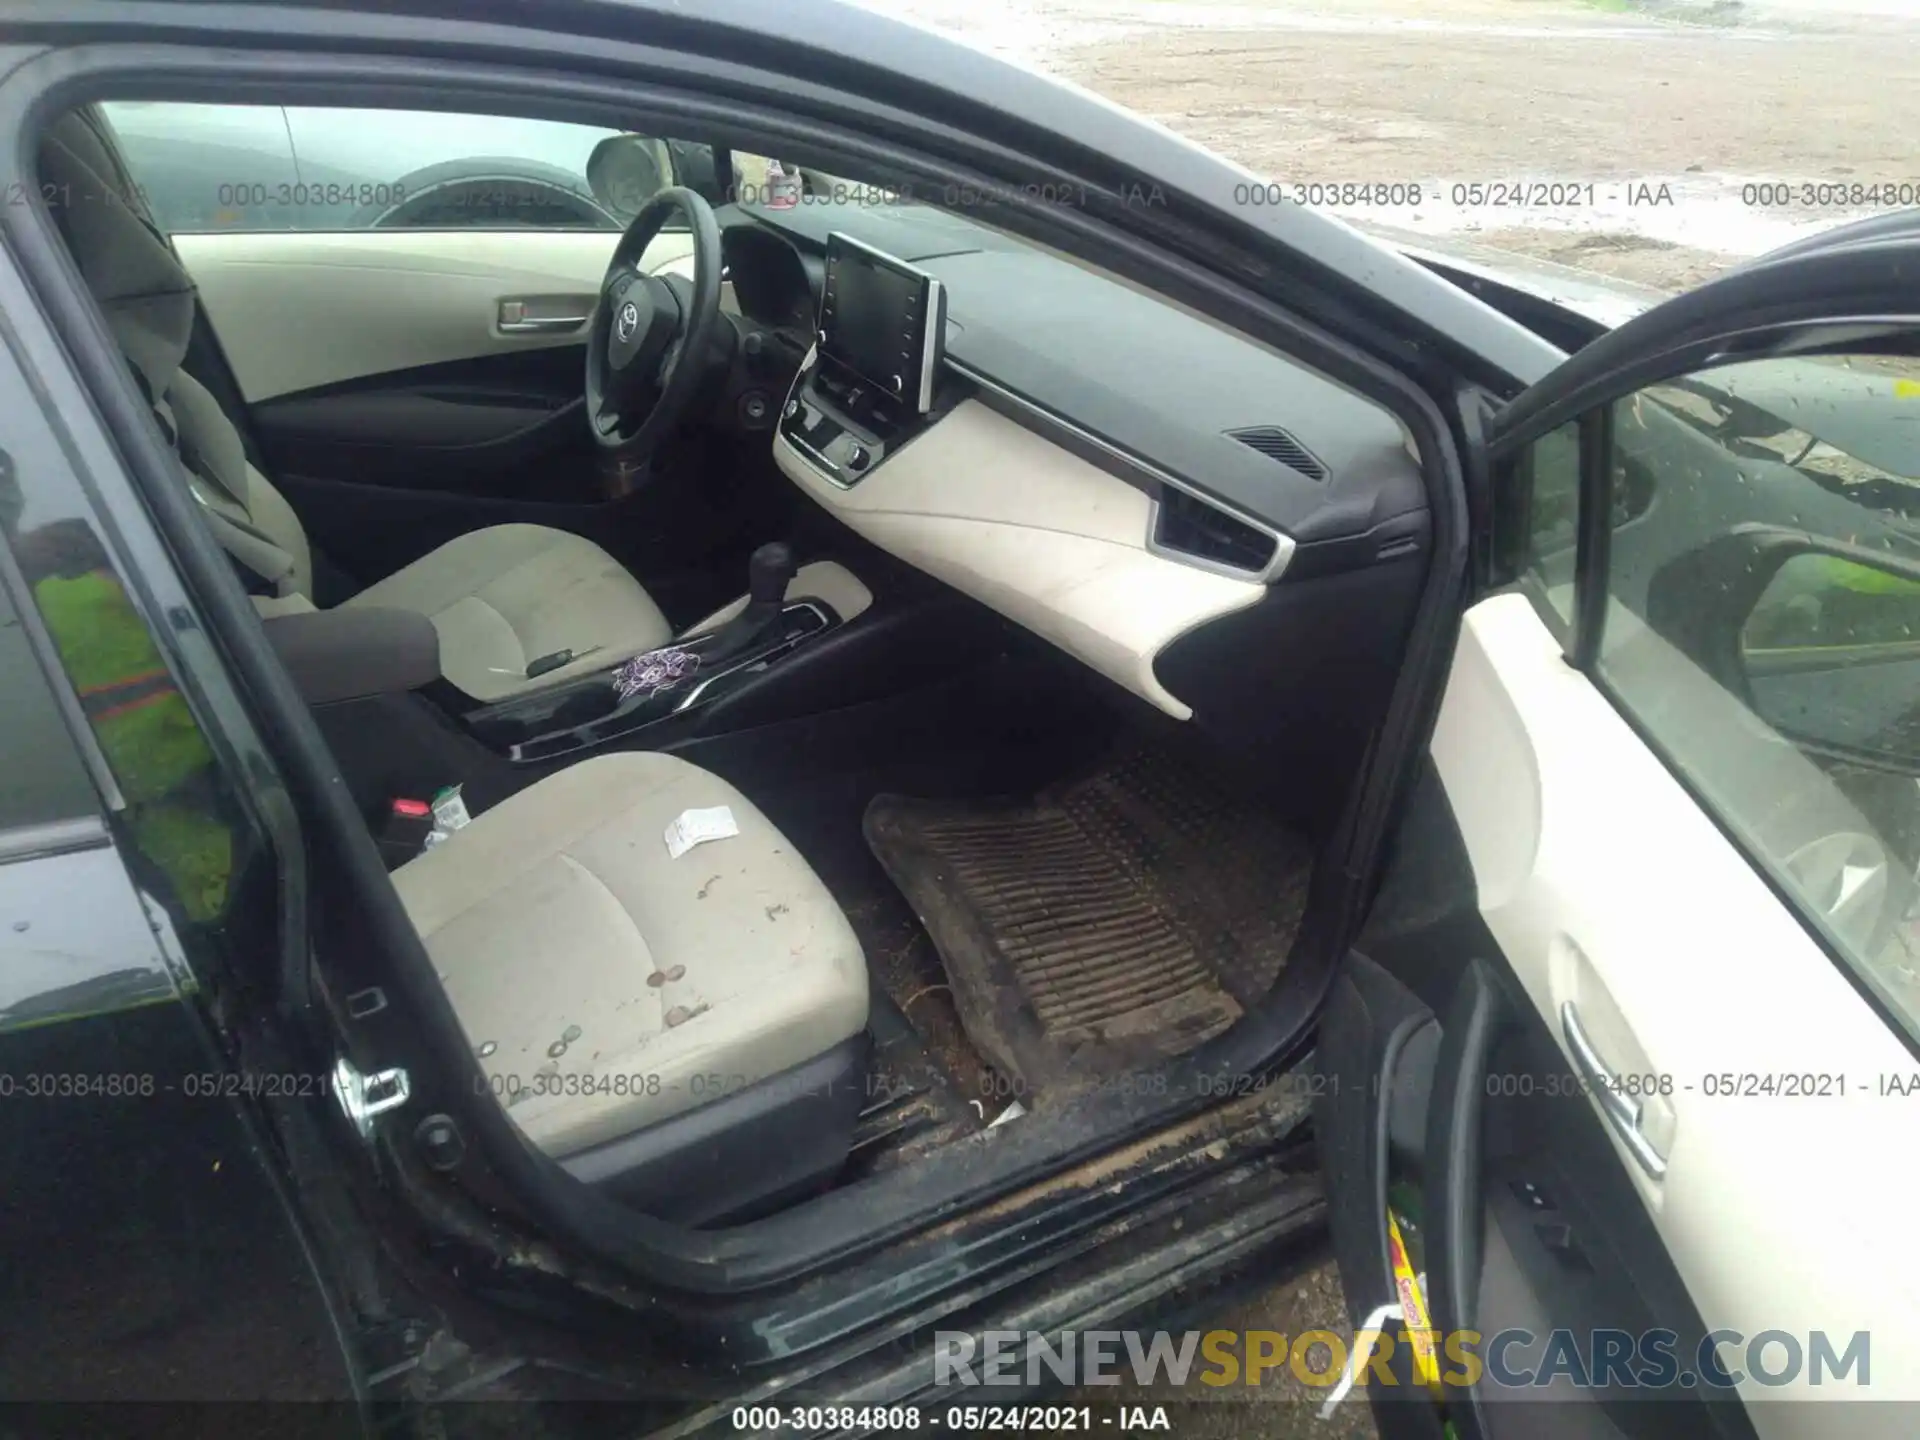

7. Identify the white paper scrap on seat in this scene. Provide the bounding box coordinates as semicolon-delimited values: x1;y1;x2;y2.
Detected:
664;805;740;859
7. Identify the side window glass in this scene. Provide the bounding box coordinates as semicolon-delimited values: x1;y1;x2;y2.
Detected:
101;102;677;233
96;102;297;234
1591;352;1920;1043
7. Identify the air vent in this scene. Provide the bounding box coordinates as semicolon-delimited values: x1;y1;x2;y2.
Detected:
1227;425;1327;481
1153;487;1279;575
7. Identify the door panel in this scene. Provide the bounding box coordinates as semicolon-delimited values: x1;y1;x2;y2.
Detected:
1335;234;1920;1438
0;377;357;1401
1430;594;1920;1432
249;345;601;500
1427;960;1746;1440
174;228;692;400
1325;764;1749;1440
1;882;361;1403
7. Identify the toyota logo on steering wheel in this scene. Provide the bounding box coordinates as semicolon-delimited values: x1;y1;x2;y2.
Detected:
615;301;640;342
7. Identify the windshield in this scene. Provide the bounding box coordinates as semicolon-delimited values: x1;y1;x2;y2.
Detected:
873;0;1918;309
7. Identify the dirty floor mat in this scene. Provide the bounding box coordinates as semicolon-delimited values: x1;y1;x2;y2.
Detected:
863;738;1313;1096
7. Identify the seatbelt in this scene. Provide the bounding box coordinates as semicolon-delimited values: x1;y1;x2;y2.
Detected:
163;373;253;512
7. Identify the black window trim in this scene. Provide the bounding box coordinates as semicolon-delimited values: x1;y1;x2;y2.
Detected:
1567;402;1613;671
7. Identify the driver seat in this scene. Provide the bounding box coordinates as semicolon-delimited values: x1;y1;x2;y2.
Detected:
41;110;674;702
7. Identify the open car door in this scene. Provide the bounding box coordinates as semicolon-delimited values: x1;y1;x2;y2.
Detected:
1319;221;1920;1440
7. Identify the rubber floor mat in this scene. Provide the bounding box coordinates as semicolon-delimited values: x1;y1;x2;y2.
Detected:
863;738;1313;1095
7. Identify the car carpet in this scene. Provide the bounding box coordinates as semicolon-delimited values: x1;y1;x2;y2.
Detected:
707;661;1121;1165
863;734;1313;1100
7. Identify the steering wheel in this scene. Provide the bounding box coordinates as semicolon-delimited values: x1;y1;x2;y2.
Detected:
585;186;724;457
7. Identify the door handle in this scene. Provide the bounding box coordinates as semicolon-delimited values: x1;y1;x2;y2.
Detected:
1560;1001;1667;1180
497;298;590;334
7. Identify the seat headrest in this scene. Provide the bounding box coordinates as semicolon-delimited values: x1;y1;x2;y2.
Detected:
38;110;194;400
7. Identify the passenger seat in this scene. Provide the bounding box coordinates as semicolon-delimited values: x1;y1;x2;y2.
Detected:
392;750;871;1221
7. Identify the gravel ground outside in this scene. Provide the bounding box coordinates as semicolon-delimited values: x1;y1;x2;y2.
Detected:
882;0;1920;293
864;1;1917;1434
1100;1255;1387;1439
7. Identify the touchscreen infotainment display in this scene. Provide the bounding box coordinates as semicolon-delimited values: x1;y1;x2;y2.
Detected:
819;232;944;413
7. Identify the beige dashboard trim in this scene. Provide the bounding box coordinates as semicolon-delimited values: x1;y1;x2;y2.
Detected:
774;399;1264;719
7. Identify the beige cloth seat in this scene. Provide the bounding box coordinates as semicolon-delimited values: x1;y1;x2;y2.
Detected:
170;363;676;702
390;750;869;1158
346;525;672;701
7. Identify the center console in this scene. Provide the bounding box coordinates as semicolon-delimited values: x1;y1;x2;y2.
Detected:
779;231;949;488
445;236;963;770
464;582;837;763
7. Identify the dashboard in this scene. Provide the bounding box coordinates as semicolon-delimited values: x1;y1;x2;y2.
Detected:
715;197;1430;722
725;226;817;338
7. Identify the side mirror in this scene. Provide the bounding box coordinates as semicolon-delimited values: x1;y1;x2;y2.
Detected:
1742;544;1920;769
584;134;670;223
1652;526;1920;769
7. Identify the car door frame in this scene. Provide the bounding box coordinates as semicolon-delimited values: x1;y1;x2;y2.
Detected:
0;214;372;1405
1482;229;1920;1045
1323;227;1920;1440
0;4;1485;1310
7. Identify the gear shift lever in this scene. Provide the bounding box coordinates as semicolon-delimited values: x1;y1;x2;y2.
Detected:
701;542;796;664
748;541;797;609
